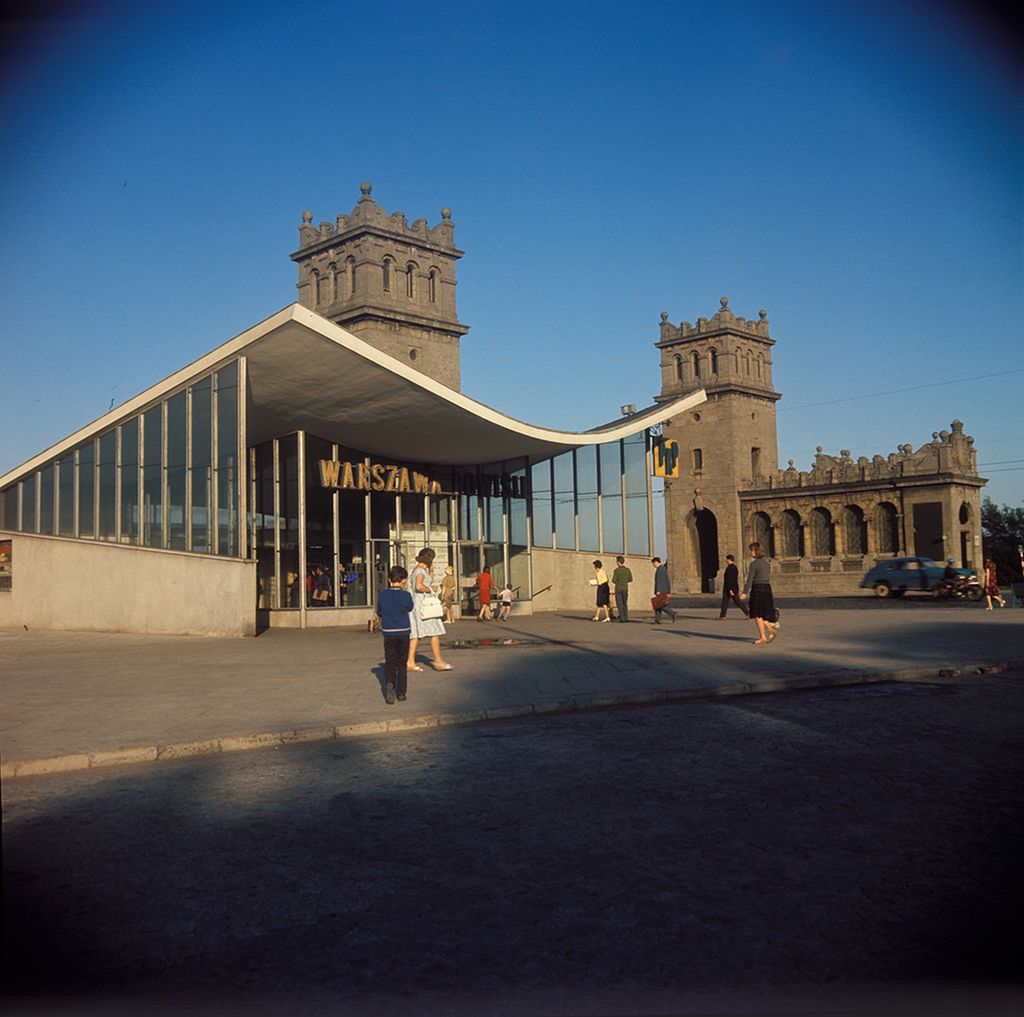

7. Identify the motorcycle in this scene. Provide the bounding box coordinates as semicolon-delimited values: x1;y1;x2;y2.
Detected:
932;574;983;602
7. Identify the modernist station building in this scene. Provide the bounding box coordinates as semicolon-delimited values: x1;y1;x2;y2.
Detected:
0;186;704;636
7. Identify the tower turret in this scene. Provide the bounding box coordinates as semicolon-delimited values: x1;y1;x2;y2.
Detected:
290;183;470;390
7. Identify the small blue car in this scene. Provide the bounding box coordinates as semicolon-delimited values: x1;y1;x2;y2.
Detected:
860;557;971;598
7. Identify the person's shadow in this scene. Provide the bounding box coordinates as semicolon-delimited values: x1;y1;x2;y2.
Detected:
370;663;389;701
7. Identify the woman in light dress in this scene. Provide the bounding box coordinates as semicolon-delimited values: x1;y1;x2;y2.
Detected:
406;548;453;672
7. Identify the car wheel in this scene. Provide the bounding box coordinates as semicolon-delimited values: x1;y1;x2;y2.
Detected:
967;586;983;602
874;582;892;598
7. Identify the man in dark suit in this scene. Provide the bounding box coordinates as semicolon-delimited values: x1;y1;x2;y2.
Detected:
718;554;749;620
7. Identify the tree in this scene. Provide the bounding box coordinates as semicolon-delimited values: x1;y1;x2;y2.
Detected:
981;498;1024;585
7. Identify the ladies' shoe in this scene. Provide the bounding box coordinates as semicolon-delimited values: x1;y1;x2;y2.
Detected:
433;663;453;671
409;664;424;672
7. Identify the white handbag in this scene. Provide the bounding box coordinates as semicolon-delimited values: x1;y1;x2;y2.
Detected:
419;593;444;620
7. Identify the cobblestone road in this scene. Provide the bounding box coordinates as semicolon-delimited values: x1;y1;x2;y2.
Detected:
3;674;1023;1016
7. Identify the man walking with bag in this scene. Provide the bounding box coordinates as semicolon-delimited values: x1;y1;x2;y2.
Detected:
651;557;676;624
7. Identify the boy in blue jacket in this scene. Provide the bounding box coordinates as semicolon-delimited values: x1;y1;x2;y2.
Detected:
376;565;414;704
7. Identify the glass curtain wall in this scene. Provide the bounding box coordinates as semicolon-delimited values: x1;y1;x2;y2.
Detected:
0;359;241;555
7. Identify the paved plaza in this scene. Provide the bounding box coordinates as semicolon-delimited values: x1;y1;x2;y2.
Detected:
0;597;1021;777
3;670;1022;1016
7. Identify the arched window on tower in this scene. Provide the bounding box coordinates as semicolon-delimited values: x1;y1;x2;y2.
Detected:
311;269;321;307
744;351;751;375
428;268;438;303
382;257;393;293
756;355;764;379
329;263;339;302
710;349;718;375
751;511;774;558
346;257;357;296
674;355;683;383
691;351;701;381
406;262;416;298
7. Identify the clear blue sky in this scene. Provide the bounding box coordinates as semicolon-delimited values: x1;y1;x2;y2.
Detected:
2;0;1021;509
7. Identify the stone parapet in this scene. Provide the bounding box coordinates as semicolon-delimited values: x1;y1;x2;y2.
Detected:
744;420;981;493
295;182;459;256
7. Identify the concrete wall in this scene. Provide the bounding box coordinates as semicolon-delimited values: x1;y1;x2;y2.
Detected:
531;548;656;615
0;531;256;637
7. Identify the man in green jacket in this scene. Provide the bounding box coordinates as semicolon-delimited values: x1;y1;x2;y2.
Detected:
611;555;633;623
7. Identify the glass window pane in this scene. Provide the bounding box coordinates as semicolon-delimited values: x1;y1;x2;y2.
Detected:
599;442;623;554
253;440;275;608
624;432;649;556
78;441;95;538
22;477;37;534
530;461;552;548
191;378;212;553
306;434;336;606
215;363;239;556
120;418;139;544
279;434;299;606
576;447;598;552
508;461;528;547
553;452;575;550
458;468;479;541
167;392;186;550
143;406;162;548
39;464;55;535
481;462;503;543
58;458;74;536
98;432;116;540
1;485;18;531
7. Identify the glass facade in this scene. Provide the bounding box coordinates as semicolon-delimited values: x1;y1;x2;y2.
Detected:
245;432;652;612
0;365;653;619
0;359;242;556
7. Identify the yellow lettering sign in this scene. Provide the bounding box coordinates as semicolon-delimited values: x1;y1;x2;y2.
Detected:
319;460;341;487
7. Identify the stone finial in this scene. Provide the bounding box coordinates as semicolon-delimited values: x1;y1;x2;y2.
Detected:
441;207;452;220
301;210;313;224
660;311;669;321
816;445;823;454
720;296;729;309
358;182;374;201
759;309;767;320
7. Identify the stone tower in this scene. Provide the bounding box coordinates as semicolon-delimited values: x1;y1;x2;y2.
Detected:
656;297;781;592
290;183;470;390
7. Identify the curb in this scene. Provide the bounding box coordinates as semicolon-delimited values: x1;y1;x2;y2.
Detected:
2;660;1019;780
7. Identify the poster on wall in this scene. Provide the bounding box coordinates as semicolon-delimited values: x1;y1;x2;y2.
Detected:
0;539;11;591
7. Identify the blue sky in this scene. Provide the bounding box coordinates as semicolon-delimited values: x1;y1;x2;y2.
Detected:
1;0;1021;509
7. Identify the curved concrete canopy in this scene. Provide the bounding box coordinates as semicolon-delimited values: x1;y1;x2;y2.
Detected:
1;304;707;484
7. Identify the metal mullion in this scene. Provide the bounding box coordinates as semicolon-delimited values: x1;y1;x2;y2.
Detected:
237;356;248;560
185;386;193;552
161;401;169;548
572;450;580;551
332;443;340;606
273;438;281;609
298;430;307;629
645;433;655;558
211;373;219;555
619;440;628;555
72;449;79;538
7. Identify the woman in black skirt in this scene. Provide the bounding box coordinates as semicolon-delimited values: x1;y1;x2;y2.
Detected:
739;542;778;645
591;559;612;622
